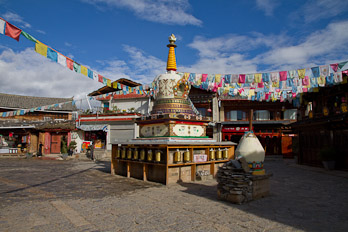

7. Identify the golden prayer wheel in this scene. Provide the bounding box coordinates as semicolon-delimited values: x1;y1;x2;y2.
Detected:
183;149;190;163
133;148;139;160
127;148;132;159
209;148;215;161
223;148;229;159
147;149;153;162
155;150;161;162
140;149;146;161
216;148;222;160
121;148;126;159
174;149;181;163
116;147;121;159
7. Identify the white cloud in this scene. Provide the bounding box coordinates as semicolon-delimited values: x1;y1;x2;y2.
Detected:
81;0;202;26
184;20;348;74
299;0;348;23
259;20;348;69
255;0;279;16
2;11;31;28
0;48;104;110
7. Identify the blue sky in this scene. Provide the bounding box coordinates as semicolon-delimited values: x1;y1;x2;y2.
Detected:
0;0;348;109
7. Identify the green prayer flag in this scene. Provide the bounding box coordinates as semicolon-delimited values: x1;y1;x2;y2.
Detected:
21;31;37;43
338;61;348;69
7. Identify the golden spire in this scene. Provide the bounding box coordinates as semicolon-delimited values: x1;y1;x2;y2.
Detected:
166;34;177;71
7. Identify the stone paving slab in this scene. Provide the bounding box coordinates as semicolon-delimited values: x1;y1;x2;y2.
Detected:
0;158;347;231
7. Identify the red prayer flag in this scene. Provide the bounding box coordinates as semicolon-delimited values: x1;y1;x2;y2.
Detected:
5;22;22;41
66;58;74;70
98;74;103;83
279;71;288;81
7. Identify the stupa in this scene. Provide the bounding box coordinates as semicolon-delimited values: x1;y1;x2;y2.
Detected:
136;34;214;141
111;34;236;184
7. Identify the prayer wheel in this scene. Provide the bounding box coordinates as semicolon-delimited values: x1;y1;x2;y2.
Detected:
121;148;126;159
216;148;222;160
223;148;229;159
183;149;190;163
174;149;181;163
127;148;132;159
116;147;121;159
140;149;145;161
209;148;215;160
155;150;161;162
147;149;153;162
133;148;139;160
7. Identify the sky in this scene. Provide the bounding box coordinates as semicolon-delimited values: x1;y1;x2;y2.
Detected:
0;0;348;110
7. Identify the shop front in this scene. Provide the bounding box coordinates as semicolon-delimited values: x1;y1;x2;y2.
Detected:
0;126;35;154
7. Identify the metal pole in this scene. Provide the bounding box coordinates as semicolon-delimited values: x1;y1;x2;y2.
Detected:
85;94;92;112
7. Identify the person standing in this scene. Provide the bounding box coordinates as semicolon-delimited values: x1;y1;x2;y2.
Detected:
38;142;43;157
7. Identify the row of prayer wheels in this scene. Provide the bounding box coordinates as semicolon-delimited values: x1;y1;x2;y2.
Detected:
173;148;229;163
116;147;163;162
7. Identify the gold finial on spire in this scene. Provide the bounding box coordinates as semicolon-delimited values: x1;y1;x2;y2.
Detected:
166;34;177;71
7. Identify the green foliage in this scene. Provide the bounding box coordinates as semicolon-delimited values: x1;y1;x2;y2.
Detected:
61;137;68;154
69;140;77;150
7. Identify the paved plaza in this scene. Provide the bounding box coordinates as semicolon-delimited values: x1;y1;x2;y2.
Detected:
0;157;348;232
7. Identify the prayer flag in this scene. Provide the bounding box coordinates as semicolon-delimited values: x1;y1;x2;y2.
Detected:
270;72;279;82
98;74;103;83
232;74;239;83
238;74;245;83
21;31;36;42
338;61;348;70
35;41;48;57
246;74;254;83
288;70;296;79
201;74;208;82
57;53;66;67
320;65;329;77
0;18;5;34
81;65;88;76
297;69;306;79
103;77;107;85
107;79;111;87
5;21;21;41
93;72;98;81
279;71;288;81
73;62;81;73
88;69;93;79
47;48;58;62
262;73;270;82
330;63;338;72
311;67;320;78
254;73;262;83
66;58;73;70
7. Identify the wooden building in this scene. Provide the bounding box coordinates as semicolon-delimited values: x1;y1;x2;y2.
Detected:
0;93;77;155
292;81;348;170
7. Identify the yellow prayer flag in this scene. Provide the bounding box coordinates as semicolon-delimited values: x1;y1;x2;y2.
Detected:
254;73;262;83
272;81;279;88
35;41;47;57
297;69;306;79
342;76;348;84
81;65;88;76
183;72;190;80
113;82;118;89
215;74;221;84
248;89;255;97
107;79;111;87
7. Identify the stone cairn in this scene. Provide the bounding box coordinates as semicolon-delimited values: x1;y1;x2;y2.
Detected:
217;157;271;204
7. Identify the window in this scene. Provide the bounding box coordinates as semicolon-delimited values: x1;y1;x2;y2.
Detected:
284;109;297;120
253;110;270;121
225;110;246;121
196;107;211;117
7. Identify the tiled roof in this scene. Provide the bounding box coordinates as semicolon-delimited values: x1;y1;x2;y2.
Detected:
0;93;77;111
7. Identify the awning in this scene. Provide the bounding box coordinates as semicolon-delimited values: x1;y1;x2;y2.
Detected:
77;124;108;131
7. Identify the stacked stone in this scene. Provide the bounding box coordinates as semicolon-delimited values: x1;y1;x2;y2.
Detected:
216;159;253;204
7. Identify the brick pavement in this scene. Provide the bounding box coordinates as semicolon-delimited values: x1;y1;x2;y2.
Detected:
0;158;347;231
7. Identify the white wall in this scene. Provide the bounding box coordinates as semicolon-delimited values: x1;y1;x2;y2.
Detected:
111;97;151;115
